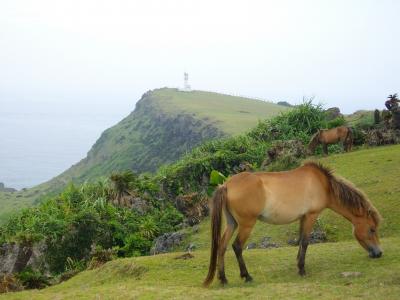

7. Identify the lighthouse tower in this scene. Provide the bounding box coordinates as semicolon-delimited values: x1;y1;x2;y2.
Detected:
183;72;191;92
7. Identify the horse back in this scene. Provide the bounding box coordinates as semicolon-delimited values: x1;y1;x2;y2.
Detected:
225;167;331;225
321;126;349;143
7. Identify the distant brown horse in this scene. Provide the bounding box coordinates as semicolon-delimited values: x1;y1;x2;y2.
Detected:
308;126;353;155
203;162;382;287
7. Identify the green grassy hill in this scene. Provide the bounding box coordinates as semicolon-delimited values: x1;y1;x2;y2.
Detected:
0;88;287;222
154;89;285;135
180;144;400;250
2;145;399;299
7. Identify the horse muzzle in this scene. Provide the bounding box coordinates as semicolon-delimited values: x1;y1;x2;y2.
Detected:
368;246;382;259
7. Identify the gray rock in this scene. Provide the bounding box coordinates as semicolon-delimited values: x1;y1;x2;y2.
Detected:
246;242;257;250
192;225;199;234
150;232;186;255
309;230;327;244
0;243;20;274
341;272;362;278
287;230;327;246
0;242;48;275
130;196;149;215
259;236;279;249
287;238;299;246
325;107;342;121
185;243;196;252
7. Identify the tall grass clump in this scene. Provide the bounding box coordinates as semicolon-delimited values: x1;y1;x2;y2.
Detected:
249;100;326;143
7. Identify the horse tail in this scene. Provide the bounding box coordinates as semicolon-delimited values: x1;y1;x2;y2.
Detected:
345;127;353;150
203;185;227;287
308;130;321;154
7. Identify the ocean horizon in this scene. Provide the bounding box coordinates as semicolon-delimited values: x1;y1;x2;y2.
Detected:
0;101;132;190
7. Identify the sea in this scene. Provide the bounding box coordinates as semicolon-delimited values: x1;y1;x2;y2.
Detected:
0;101;132;190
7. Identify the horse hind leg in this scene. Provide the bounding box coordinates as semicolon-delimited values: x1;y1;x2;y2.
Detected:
345;136;353;152
232;221;256;282
322;143;328;155
297;213;319;276
217;210;237;285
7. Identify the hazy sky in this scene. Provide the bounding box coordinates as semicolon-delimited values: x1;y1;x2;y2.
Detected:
1;0;400;113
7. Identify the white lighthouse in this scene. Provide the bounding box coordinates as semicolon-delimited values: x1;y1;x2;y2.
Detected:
183;72;191;92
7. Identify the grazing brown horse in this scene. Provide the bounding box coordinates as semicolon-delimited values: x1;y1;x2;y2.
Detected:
203;162;382;287
308;126;353;155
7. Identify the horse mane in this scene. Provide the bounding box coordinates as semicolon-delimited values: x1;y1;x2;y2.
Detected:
304;162;381;225
308;131;321;152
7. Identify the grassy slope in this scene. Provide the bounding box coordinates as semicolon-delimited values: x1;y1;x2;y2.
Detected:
154;89;286;135
345;110;374;129
2;238;400;299
2;145;400;299
181;144;400;250
0;88;287;223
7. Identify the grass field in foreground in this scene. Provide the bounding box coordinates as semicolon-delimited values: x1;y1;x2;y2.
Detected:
2;237;399;299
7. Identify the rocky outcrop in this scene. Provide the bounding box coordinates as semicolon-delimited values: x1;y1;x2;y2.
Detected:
0;183;17;193
150;232;186;255
261;139;307;169
325;107;343;120
0;242;47;275
365;129;400;146
245;237;280;250
174;193;208;226
277;101;293;107
259;236;280;249
287;229;327;246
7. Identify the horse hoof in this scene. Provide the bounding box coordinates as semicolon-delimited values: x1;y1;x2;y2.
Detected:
298;270;306;276
245;275;253;282
220;278;228;286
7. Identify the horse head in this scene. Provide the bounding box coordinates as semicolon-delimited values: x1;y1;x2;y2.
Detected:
352;208;382;258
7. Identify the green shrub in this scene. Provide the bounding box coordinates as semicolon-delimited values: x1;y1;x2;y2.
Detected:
355;114;374;130
326;116;346;129
122;233;152;257
267;154;302;172
16;267;50;290
250;100;326;143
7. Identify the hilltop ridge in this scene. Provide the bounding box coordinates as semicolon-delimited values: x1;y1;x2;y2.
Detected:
42;88;288;184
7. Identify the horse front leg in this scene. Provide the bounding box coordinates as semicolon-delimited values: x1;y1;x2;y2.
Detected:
297;213;319;276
